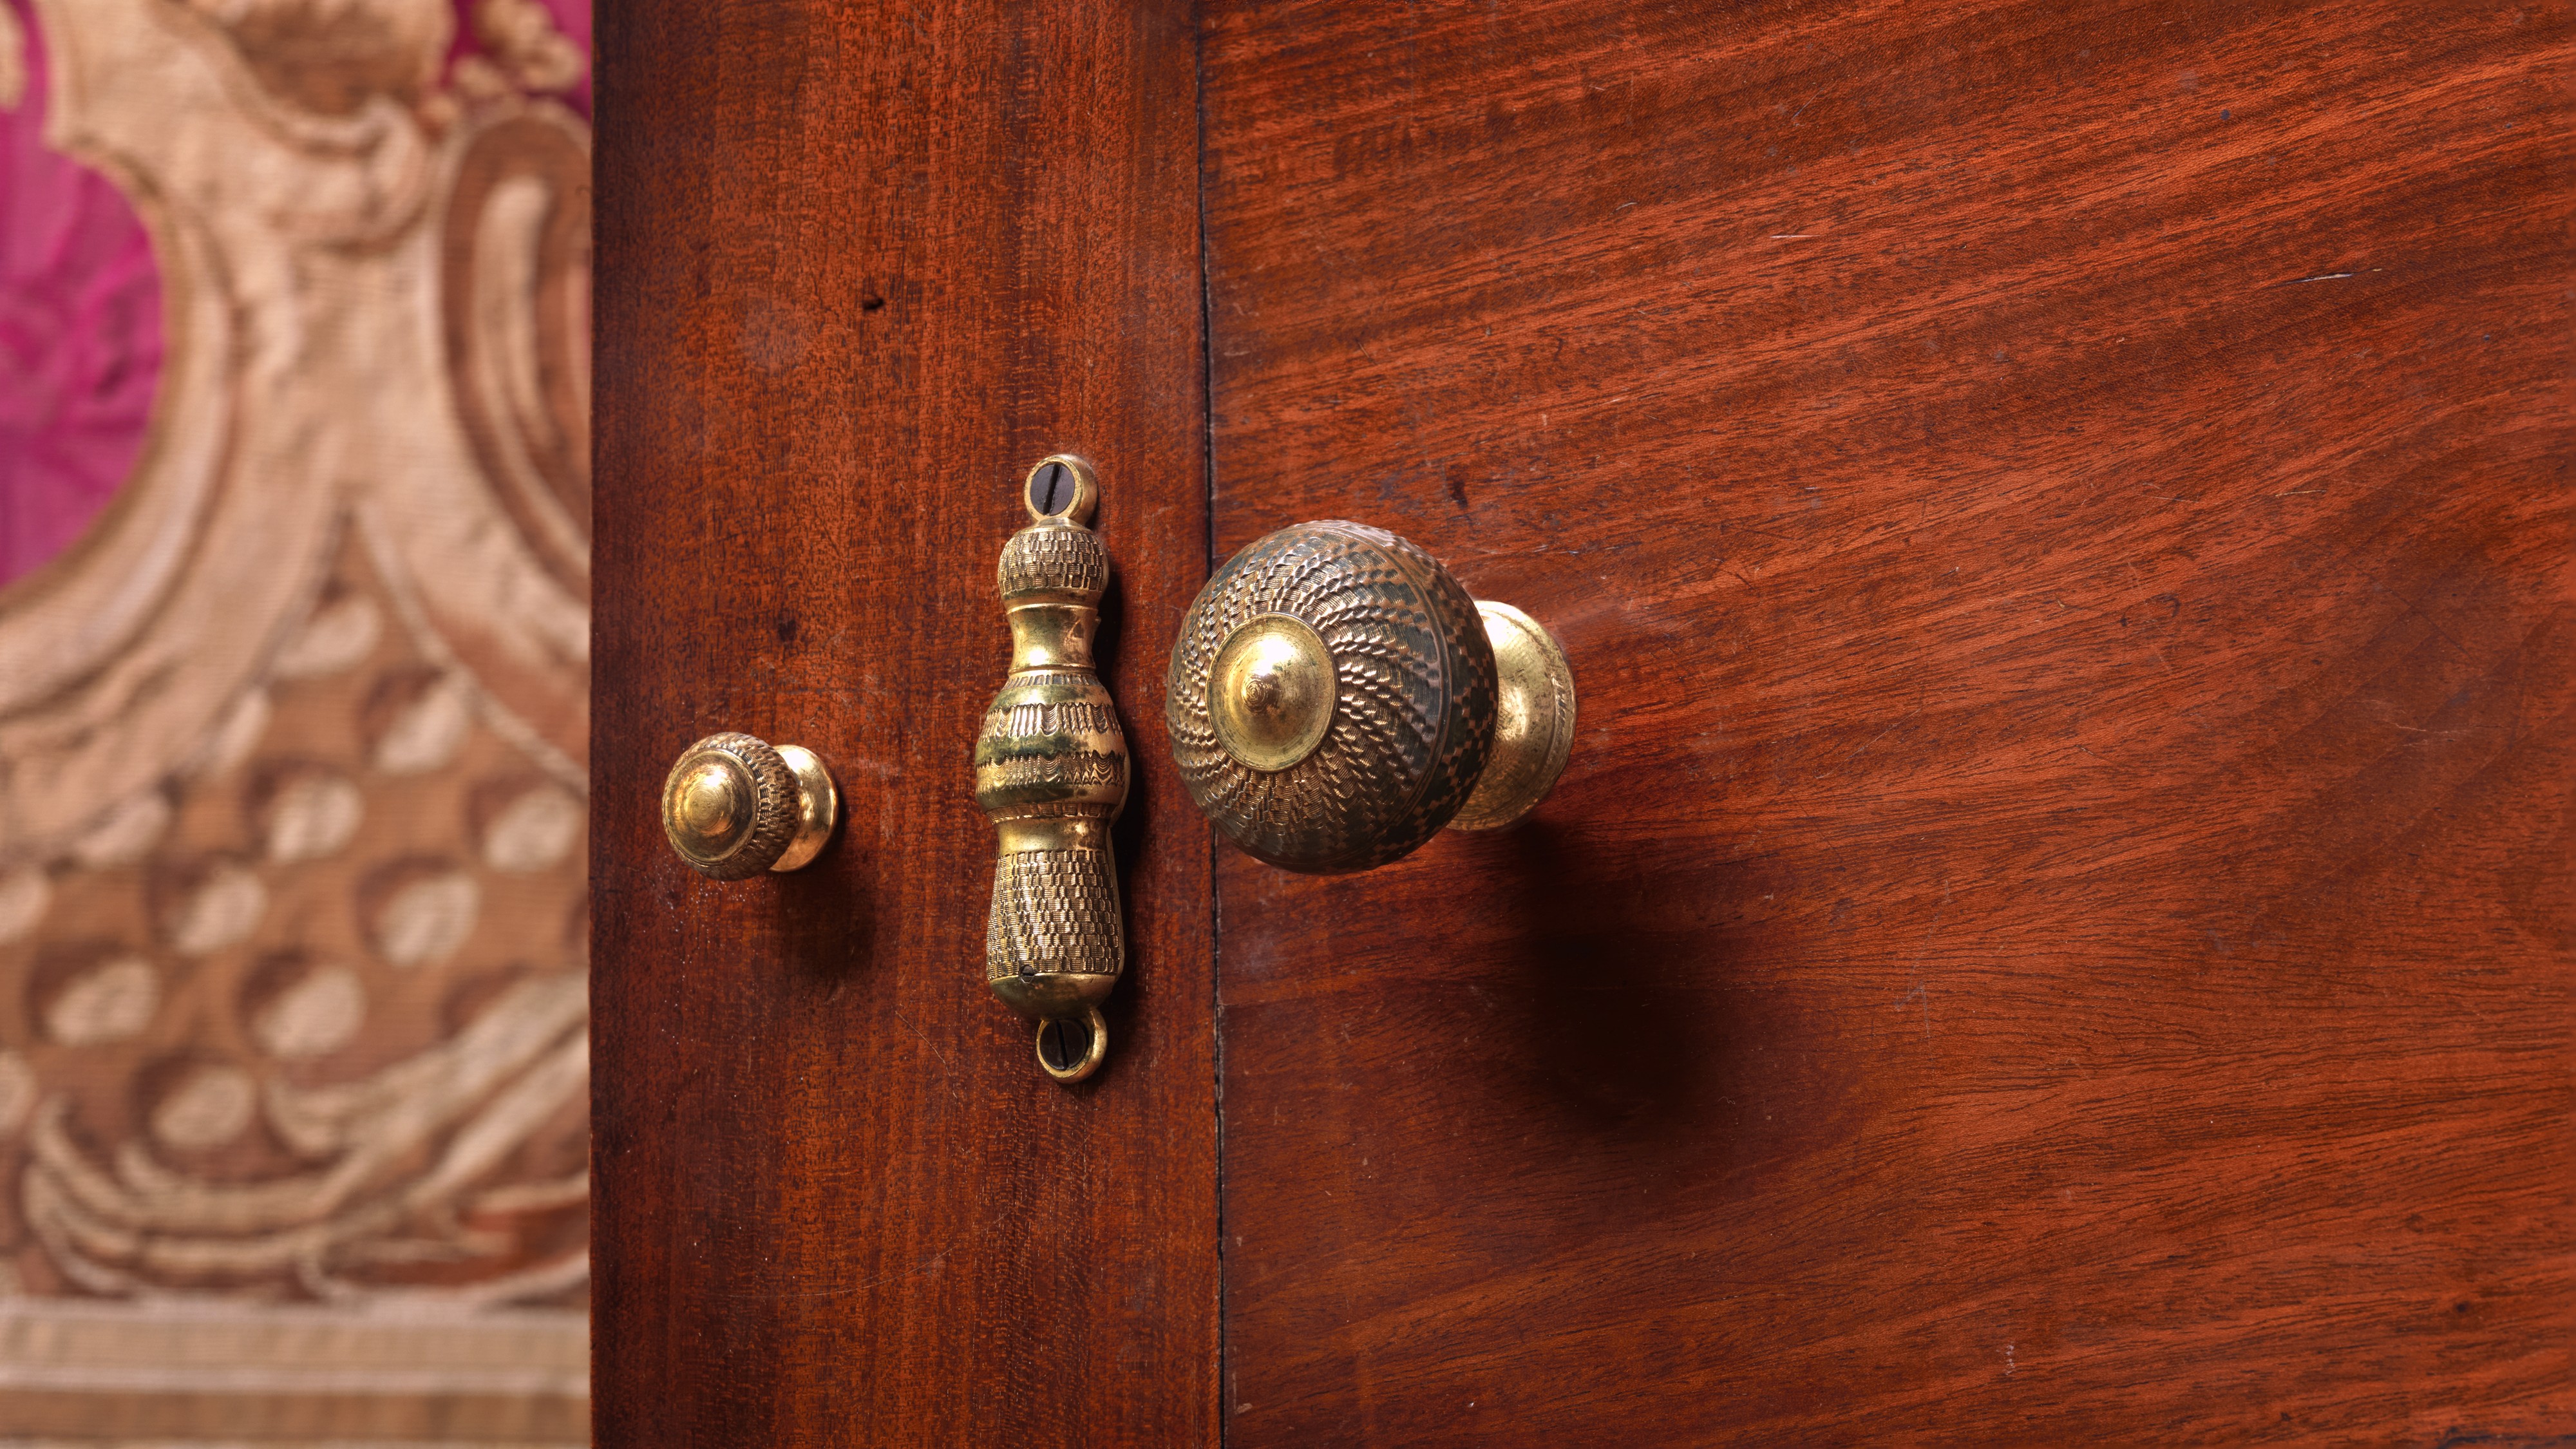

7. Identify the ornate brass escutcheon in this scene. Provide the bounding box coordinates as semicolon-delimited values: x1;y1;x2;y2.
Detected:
973;456;1130;1083
660;732;840;878
1168;520;1575;873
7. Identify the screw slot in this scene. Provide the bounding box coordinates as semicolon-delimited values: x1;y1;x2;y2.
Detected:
1020;454;1098;526
1030;461;1070;517
1034;1007;1108;1084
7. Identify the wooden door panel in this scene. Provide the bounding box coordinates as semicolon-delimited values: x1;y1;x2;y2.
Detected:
1202;0;2571;1441
592;4;1215;1443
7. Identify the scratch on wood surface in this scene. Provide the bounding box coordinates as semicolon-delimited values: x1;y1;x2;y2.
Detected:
890;1007;971;1107
1846;706;1922;765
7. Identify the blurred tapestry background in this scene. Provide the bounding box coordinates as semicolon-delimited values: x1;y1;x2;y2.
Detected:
0;0;591;1441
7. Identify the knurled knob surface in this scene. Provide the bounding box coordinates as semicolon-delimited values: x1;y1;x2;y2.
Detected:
1166;520;1499;874
661;732;838;879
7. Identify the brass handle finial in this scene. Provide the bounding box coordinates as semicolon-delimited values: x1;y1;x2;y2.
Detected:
1166;520;1575;873
660;732;838;878
974;455;1128;1084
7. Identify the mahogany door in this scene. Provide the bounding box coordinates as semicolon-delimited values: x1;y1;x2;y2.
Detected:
594;1;2571;1444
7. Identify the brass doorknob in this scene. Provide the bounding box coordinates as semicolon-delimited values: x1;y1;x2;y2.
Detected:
659;732;839;878
1166;520;1575;873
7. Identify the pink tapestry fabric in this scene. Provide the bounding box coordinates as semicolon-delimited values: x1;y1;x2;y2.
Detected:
0;0;164;587
0;1;593;1442
0;0;592;586
451;0;591;119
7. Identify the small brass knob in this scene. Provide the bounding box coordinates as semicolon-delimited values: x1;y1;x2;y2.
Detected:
1167;520;1575;874
660;732;838;878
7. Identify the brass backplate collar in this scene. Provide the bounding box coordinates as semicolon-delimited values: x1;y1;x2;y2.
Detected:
1449;601;1577;831
770;745;840;870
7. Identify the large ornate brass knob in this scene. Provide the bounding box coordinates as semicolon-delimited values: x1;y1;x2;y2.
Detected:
1166;520;1576;873
660;732;839;879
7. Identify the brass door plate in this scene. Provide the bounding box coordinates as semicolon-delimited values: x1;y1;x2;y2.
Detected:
972;455;1128;1084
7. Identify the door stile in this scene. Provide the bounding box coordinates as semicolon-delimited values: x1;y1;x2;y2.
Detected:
593;3;1220;1443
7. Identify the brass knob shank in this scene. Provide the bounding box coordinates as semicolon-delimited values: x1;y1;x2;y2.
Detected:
1451;601;1577;832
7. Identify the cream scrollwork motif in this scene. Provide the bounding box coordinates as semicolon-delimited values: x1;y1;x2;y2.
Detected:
0;0;592;1306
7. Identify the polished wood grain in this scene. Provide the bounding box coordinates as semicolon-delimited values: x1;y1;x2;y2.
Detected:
591;4;1213;1444
1201;0;2573;1441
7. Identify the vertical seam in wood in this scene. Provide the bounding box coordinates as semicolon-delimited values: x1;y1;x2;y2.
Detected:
1191;1;1226;1441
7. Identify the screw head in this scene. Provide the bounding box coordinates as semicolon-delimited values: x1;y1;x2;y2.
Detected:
1021;454;1099;526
